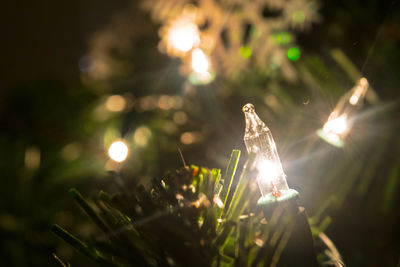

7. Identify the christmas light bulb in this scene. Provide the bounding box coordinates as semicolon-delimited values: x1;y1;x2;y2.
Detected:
243;104;297;201
108;140;129;163
318;78;369;147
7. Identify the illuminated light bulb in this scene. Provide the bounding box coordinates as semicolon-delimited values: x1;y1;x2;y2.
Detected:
318;78;369;147
188;48;215;85
166;18;200;54
322;114;348;135
108;140;129;162
191;48;210;74
243;103;298;202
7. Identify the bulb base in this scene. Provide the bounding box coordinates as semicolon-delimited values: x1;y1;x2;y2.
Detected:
317;129;344;147
257;188;299;206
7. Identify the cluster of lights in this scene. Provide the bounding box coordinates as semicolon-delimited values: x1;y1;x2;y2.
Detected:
243;77;369;200
165;17;200;55
160;5;214;85
105;79;369;201
317;78;369;147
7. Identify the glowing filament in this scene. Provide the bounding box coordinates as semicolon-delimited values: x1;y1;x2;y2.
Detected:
323;114;348;135
108;140;129;162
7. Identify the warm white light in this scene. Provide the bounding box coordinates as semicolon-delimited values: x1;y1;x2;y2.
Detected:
243;103;292;198
25;146;41;170
191;48;210;74
108;141;129;162
134;126;152;147
349;95;359;105
257;159;279;185
167;20;200;53
322;115;348;135
318;78;369;147
106;95;126;112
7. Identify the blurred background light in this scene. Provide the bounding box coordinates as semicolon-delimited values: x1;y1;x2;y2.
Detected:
61;142;82;161
287;46;301;61
25;146;41;170
166;18;200;53
191;48;210;74
173;111;188;125
239;46;252;59
108;140;129;162
134;126;152;147
292;10;306;23
106;95;126;112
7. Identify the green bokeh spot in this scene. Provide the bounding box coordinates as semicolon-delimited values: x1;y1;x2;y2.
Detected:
274;34;282;44
270;32;291;45
287;47;301;61
239;46;252;59
280;32;291;44
292;10;306;23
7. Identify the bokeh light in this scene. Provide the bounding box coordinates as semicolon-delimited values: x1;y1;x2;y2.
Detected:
180;132;202;144
271;32;292;45
287;47;301;61
292;10;306;23
191;48;210;74
239;46;252;59
108;140;129;162
106;95;126;112
134;127;152;147
166;18;200;54
173;111;188;125
25;146;40;170
61;143;82;161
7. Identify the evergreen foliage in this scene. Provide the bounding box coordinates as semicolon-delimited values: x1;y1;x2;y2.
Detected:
52;151;342;266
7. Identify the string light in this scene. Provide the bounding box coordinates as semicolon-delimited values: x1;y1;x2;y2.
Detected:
108;140;129;162
188;48;214;84
164;16;200;55
317;78;369;147
191;48;210;74
242;104;298;202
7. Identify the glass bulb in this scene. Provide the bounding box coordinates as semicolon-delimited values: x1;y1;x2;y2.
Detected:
318;77;369;147
243;103;289;198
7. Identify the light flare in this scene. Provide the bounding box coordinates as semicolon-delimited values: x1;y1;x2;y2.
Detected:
318;77;369;147
322;114;348;135
257;159;279;185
